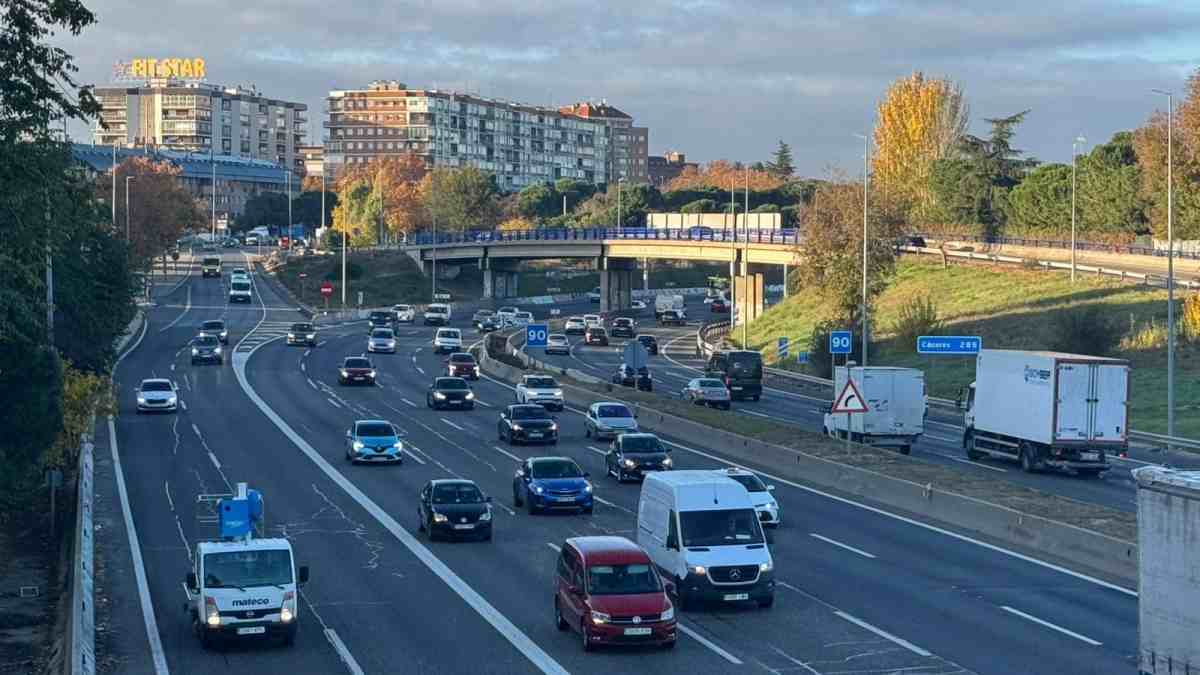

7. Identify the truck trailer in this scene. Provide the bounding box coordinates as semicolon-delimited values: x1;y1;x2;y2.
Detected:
959;349;1127;475
823;366;925;454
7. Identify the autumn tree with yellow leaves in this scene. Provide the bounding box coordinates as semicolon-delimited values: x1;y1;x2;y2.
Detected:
666;160;787;192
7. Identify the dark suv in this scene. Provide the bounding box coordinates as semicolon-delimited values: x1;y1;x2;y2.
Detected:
705;350;763;401
610;317;636;338
368;310;394;330
612;364;652;392
605;433;671;482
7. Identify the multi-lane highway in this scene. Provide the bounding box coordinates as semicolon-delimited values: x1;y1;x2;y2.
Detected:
105;251;1137;674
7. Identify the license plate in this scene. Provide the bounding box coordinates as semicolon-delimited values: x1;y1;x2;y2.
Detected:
731;386;743;391
237;626;266;635
723;593;749;602
624;627;652;636
453;523;474;530
1080;452;1099;461
528;432;543;438
556;496;575;503
353;376;364;380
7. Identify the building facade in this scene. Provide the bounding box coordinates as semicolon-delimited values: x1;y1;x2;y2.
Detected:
93;81;307;174
648;151;699;187
323;80;610;190
298;145;324;179
558;102;648;184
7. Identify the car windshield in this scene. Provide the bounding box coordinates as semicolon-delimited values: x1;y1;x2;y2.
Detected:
195;336;218;346
203;550;293;589
450;354;476;363
357;422;394;437
589;328;607;335
371;329;394;338
586;563;661;596
345;358;371;368
680;508;764;547
526;377;556;388
727;474;768;492
597;404;632;419
429;305;448;313
548;335;567;342
499;307;516;313
530;459;583;479
698;379;725;388
231;281;250;291
202;257;219;265
395;305;412;311
142;381;172;392
638;336;656;343
370;312;390;321
432;484;484;504
291;323;313;332
202;320;224;330
436;378;468;390
474;310;493;317
438;330;461;339
511;406;551;420
621;436;663;453
614;319;631;326
516;312;532;319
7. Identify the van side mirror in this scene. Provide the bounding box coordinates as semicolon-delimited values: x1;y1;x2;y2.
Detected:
298;566;310;586
185;572;197;591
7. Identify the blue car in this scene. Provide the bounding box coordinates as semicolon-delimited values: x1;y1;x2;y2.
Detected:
345;420;404;464
512;457;593;515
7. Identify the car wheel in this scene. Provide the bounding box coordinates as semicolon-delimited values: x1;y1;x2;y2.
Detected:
663;639;676;650
721;403;731;410
417;511;425;532
498;426;505;442
555;599;569;631
758;595;775;609
465;403;475;410
752;395;761;402
674;578;690;612
585;426;592;439
898;445;911;456
1019;444;1039;473
581;621;593;652
582;505;593;515
527;497;537;515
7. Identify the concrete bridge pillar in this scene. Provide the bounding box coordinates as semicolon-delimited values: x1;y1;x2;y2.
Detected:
599;257;635;313
481;258;521;299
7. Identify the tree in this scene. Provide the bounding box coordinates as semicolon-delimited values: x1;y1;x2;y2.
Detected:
238;191;288;232
515;183;559;220
765;140;795;178
498;216;535;231
1003;163;1072;232
291;190;338;229
1134;69;1200;239
680;198;719;213
331;180;378;247
423;167;502;232
1078;133;1145;238
300;175;324;193
872;72;968;222
666;160;786;192
106;156;204;268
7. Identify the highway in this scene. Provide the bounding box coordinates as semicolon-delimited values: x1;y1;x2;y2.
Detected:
105;254;1137;674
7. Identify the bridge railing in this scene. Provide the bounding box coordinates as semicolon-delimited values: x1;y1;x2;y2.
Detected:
407;226;802;247
914;232;1200;261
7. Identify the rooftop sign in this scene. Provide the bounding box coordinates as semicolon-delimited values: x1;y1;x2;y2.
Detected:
113;58;206;82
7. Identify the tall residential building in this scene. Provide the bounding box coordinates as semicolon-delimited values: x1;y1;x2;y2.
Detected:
298;145;324;179
648;151;699;187
558;102;648;184
323;80;609;189
92;80;308;174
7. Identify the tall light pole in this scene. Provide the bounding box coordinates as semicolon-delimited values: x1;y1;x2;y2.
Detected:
616;178;624;229
1152;88;1176;441
854;133;871;366
730;178;737;332
1070;135;1086;282
111;143;117;229
431;170;438;302
285;169;293;242
125;176;135;241
211;144;217;240
743;166;750;345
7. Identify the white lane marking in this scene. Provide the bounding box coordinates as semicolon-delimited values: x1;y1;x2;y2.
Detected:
768;644;821;675
307;378;318;391
474;399;493;408
318;340;328;347
232;356;570;675
999;606;1103;646
158;284;192;333
190;422;202;439
593;496;634;514
493;445;524;463
116;311;149;364
164;481;175;511
742;410;773;418
658;438;1138;597
925;434;961;444
301;362;306;373
402;448;427;465
949;457;1008;473
179;400;187;411
677;623;743;665
834;610;932;657
416;366;426;375
586;445;607;456
106;418;171;674
208;452;221;470
323;628;367;675
546;542;561;553
169;363;175;371
402;398;418;408
810;533;876;559
327;397;343;409
441;418;465;432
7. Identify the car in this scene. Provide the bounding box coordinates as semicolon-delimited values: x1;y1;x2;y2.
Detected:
564;317;587;335
418;479;493;541
658;309;687;326
612;364;652;392
221;238;240;249
512;456;593;514
515;374;565;410
427;376;475;410
584;326;609;346
498;404;559;445
635;335;659;356
630;299;647;311
197;319;228;344
191;335;224;365
344;419;404;464
610;317;637;338
545;334;570;355
681;378;731;409
231;267;249;279
477;316;502;333
338;356;376;386
704;290;725;304
472;309;495;328
201;256;222;278
512;311;534;327
393;304;416;323
584;402;639;440
228;278;252;303
496;306;518;323
709;298;730;313
287;322;317;347
554;536;677;651
605;433;672;482
244;235;259;246
583;314;603;329
705;350;764;401
446;352;480;379
368;310;394;330
719;467;780;528
367;328;397;354
424;303;452;326
433;327;463;354
135;378;178;413
586;287;602;303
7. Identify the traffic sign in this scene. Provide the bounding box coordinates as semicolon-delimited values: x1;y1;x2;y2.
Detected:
831;379;869;414
549;308;561;316
777;336;789;359
798;351;809;364
917;335;981;355
434;293;452;301
829;330;852;355
623;341;649;369
320;281;333;297
526;323;549;348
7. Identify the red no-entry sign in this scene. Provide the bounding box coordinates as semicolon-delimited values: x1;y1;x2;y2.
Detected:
320;281;333;297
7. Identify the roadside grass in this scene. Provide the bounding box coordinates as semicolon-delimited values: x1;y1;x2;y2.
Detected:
739;257;1200;437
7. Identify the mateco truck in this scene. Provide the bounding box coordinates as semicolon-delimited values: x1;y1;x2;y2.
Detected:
184;483;309;648
654;294;685;320
637;471;774;611
823;366;925;455
959;349;1127;475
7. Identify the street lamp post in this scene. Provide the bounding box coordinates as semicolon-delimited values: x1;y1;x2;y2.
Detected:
286;169;293;243
854;133;871;366
211;146;217;241
743;166;750;345
111;143;117;229
1070;135;1086;282
730;179;737;332
1152;89;1176;442
125;176;134;241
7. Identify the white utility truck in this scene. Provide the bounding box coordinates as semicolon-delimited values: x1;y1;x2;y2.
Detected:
184;483;309;649
654;294;685;320
823;365;925;455
959;349;1126;475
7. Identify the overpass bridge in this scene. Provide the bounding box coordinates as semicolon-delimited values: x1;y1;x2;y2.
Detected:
404;227;800;317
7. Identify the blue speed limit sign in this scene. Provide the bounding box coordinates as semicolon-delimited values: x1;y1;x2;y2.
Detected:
829;330;852;354
526;324;549;347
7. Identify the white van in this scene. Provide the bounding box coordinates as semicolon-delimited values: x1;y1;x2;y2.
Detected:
229;279;253;303
637;471;774;610
424;303;451;326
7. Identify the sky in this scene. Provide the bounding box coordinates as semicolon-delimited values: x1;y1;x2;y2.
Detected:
56;0;1200;177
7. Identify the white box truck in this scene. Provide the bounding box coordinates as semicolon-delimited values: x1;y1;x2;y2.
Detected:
959;349;1127;475
823;366;925;454
1133;466;1200;674
654;294;684;319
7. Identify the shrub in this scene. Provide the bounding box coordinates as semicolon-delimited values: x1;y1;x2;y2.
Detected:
1182;294;1200;343
808;318;862;379
891;295;942;345
1120;315;1168;351
1047;305;1121;356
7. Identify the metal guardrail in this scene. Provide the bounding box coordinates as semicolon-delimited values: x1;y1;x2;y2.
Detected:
915;232;1200;261
902;246;1200;290
406;226;801;247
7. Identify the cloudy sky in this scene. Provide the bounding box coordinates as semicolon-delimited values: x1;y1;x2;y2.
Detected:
58;0;1198;176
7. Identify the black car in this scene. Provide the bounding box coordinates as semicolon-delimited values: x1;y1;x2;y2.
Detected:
447;352;480;380
635;334;659;355
338;356;376;386
612;364;653;391
605;433;673;482
417;479;493;541
287;322;317;347
198;319;228;344
705;350;763;401
191;335;224;365
584;326;609;346
498;404;559;445
368;310;394;330
610;317;637;338
477;316;502;333
427;377;475;410
472;309;496;329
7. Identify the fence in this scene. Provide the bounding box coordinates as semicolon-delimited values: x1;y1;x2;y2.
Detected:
918;232;1200;261
406;226;801;247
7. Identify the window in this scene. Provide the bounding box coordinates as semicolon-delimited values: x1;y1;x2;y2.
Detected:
356;422;393;437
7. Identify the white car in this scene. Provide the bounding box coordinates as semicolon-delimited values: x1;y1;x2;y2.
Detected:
135;378;178;413
545;334;570;355
512;311;534;327
583;314;603;329
719;467;781;527
496;306;518;323
631;299;647;310
424;303;451;326
367;328;397;353
228;278;252;303
393;304;415;323
433;327;463;353
244;235;258;245
515;374;564;411
563;316;587;335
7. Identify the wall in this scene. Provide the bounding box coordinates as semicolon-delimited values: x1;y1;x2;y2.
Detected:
646;212;782;229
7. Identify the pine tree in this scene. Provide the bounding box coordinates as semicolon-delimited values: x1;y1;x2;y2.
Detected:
766;140;795;178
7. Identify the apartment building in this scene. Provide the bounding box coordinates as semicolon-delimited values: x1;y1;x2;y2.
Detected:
92;81;307;174
648;151;699;187
323;80;610;189
558;102;648;184
298;145;324;178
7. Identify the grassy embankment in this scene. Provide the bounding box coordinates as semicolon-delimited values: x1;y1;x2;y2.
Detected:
739;258;1200;437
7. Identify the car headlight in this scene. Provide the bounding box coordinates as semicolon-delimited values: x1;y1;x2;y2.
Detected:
533;485;544;494
584;483;593;494
478;509;492;522
339;368;347;377
660;605;674;622
662;457;673;467
166;395;177;405
552;390;563;398
306;333;316;340
137;396;146;404
623;458;636;468
434;392;447;400
353;441;364;450
280;591;296;622
220;331;227;339
280;606;294;623
393;441;403;450
465;392;475;400
205;596;220;626
590;610;610;625
549;422;558;432
433;512;448;523
760;561;773;573
191;347;199;355
691;566;707;576
368;370;376;378
511;423;523;431
214;346;222;354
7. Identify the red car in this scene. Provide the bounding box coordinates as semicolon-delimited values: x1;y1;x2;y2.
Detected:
554;536;677;651
709;298;729;313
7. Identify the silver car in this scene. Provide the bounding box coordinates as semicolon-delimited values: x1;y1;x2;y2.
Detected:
584;401;639;440
545;334;570;355
368;328;397;353
682;377;731;410
136;378;178;413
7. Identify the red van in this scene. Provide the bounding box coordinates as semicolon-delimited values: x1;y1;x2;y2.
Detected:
553;536;677;651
